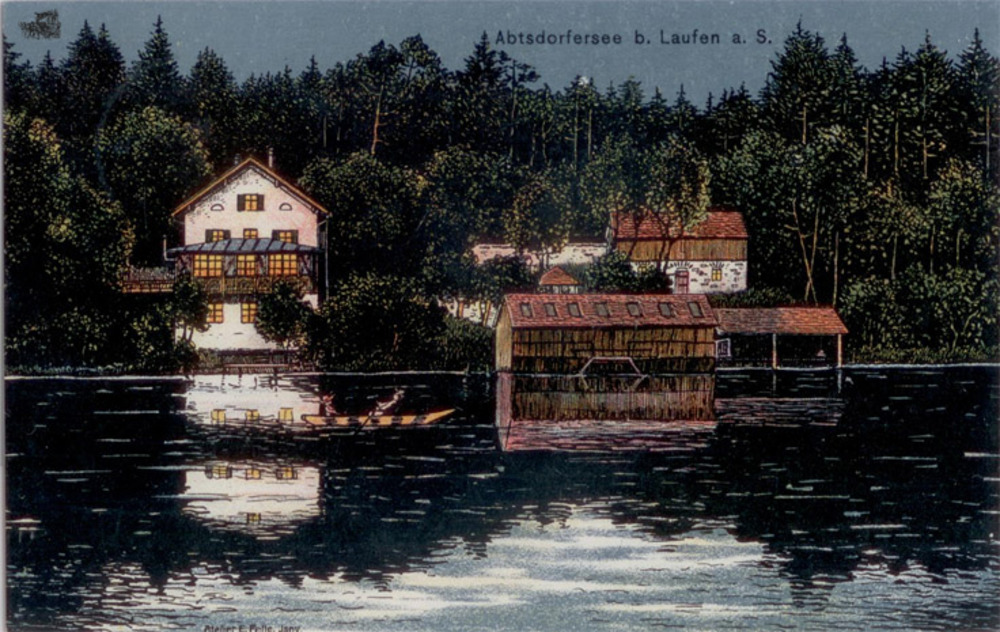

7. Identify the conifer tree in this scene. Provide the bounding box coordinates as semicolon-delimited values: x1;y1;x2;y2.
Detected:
958;29;1000;173
126;16;185;113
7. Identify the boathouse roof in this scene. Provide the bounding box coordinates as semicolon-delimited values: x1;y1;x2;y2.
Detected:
611;207;748;241
538;266;580;286
503;293;715;329
715;307;848;336
166;238;322;255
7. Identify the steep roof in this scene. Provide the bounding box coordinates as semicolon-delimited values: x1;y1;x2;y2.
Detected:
503;293;715;329
538;266;580;286
166;238;321;255
715;307;848;335
171;157;329;217
611;207;748;241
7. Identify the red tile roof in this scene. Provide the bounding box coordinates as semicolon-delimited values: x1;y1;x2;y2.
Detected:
504;293;716;329
715;308;848;335
538;266;580;286
612;207;748;241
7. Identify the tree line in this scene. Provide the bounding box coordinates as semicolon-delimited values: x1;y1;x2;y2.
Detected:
3;19;998;371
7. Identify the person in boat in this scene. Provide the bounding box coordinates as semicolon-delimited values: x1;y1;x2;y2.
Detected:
371;388;404;417
320;394;340;417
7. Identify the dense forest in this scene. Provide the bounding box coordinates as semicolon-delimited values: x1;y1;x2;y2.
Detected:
3;18;998;372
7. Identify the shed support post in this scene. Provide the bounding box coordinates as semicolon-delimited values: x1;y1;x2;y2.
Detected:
836;334;843;368
771;334;778;370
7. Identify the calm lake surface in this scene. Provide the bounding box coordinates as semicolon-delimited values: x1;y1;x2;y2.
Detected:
6;367;999;631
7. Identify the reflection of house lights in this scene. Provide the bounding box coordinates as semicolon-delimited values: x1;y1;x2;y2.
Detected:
275;466;297;480
245;409;260;422
279;407;294;422
246;513;262;525
211;409;226;423
245;467;262;480
208;465;233;479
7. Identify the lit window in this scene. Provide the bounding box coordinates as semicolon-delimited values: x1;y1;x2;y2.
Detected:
544;302;557;317
245;409;260;422
194;254;223;277
211;408;226;423
243;228;259;239
268;254;298;276
238;193;263;211
278;408;294;422
519;303;533;317
206;229;229;242
246;513;262;525
245;467;262;480
568;302;582;317
658;302;675;318
241;302;258;323
207;302;224;323
275;466;298;480
688;301;704;318
207;465;233;479
595;302;610;317
236;255;257;276
626;302;642;317
272;230;298;244
712;268;723;281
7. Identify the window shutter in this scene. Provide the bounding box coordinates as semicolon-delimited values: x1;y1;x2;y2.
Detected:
271;230;280;241
237;194;246;211
258;195;265;210
222;230;231;240
205;230;213;242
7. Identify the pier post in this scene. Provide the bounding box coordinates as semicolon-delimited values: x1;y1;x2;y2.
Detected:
771;334;778;370
836;334;843;369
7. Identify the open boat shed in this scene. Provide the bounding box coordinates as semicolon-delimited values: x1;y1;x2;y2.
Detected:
495;293;717;374
714;307;848;368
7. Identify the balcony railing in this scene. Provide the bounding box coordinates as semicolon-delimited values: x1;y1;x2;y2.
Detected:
121;267;176;293
194;275;315;296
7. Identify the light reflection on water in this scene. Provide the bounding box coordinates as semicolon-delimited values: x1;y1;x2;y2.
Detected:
5;368;999;631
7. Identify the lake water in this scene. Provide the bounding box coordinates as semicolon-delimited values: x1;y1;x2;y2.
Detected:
6;367;999;631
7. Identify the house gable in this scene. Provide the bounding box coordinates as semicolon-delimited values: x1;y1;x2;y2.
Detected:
172;158;328;248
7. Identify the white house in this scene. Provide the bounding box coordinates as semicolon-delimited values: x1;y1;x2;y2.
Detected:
167;157;329;351
610;207;748;294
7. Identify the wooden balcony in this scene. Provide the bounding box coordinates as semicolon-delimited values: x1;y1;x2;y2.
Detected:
194;275;315;296
121;267;175;294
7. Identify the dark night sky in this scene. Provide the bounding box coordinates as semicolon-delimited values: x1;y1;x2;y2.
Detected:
3;1;998;103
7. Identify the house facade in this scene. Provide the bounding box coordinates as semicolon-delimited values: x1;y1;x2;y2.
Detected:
167;157;328;351
610;207;748;294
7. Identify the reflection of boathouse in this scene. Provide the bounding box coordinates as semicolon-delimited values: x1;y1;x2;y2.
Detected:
495;293;716;374
494;293;717;451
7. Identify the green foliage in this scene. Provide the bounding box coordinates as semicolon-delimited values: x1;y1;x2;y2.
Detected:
708;287;796;308
436;317;493;371
581;251;669;292
96;105;210;265
307;272;446;371
300;152;424;279
5;24;1000;370
170;274;208;342
256;280;313;349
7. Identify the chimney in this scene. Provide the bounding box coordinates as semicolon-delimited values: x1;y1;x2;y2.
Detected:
267;147;275;169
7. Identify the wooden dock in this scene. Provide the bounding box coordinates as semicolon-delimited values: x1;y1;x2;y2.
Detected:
221;363;295;377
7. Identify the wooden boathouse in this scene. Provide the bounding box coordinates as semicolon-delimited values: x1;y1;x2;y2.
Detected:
714;307;848;368
495;293;717;374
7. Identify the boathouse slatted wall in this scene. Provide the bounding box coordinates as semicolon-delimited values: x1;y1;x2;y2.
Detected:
495;294;717;374
617;238;747;262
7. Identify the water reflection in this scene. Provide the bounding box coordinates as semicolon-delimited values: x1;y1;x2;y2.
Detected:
181;458;321;537
5;369;999;631
496;372;717;451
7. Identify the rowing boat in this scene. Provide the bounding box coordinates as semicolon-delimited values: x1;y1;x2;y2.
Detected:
301;409;455;428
